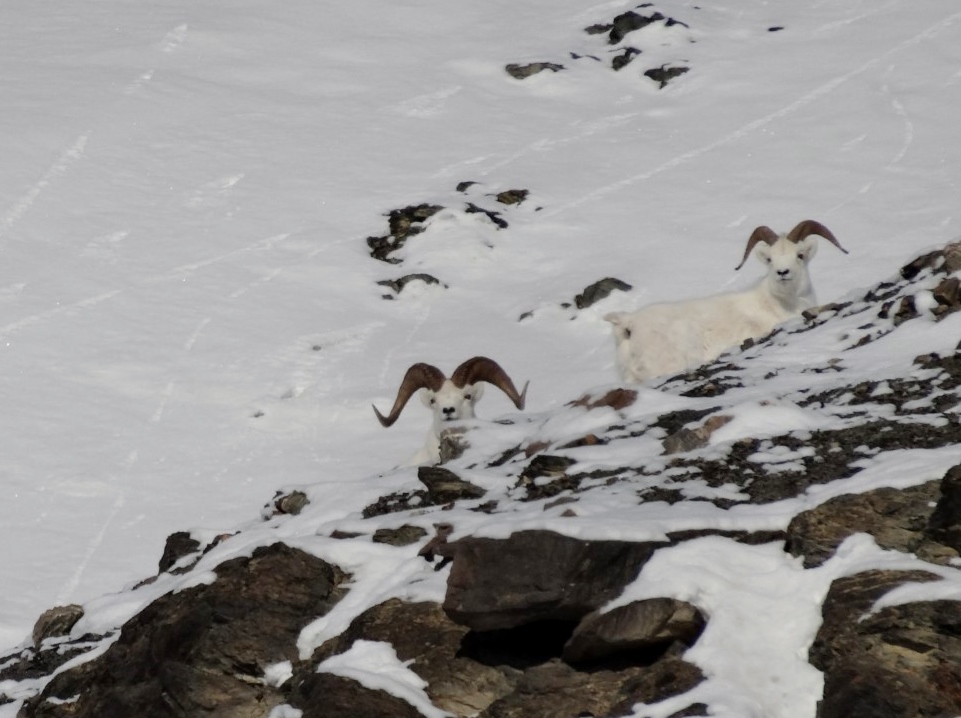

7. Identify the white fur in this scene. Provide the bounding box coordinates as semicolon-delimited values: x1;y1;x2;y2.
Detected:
406;380;486;465
605;234;822;383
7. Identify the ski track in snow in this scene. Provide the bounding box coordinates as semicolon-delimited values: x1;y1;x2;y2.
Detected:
0;135;88;240
0;234;292;342
54;491;126;606
542;7;961;219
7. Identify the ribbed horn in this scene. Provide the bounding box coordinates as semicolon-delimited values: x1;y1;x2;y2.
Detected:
786;219;848;254
734;225;780;270
450;356;528;410
373;363;447;427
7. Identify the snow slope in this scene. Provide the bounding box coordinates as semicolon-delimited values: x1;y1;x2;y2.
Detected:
1;0;961;714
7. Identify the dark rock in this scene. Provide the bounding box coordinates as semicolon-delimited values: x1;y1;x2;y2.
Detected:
505;62;565;79
644;64;690;88
418;466;487;503
292;673;424;718
563;598;705;665
465;202;508;229
158;530;201;573
456;180;478;192
926;463;961;551
662;415;733;455
787;481;950;568
308;599;511;715
372;524;428;546
0;632;105;685
608;11;666;44
574;277;633;309
32;605;85;648
443;530;666;631
21;543;348;718
811;569;961;718
439;425;470;463
377;273;445;297
612;47;641;71
495;189;528;205
306;598;702;718
367;203;443;263
267;490;309;517
568;388;638;411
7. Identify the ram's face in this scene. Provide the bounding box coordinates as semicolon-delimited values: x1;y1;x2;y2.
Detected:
421;380;484;422
756;237;818;283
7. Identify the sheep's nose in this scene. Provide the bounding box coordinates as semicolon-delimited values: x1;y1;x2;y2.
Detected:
777;268;790;278
442;406;456;417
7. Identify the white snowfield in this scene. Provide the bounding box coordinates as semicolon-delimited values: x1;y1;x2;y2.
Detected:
2;1;961;717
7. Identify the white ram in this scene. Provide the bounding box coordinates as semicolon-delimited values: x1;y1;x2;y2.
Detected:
373;356;528;464
604;220;847;383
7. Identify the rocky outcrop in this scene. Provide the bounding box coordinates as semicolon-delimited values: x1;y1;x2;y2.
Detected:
811;569;961;718
19;544;348;718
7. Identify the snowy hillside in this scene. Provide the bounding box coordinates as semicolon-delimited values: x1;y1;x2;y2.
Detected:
2;1;961;717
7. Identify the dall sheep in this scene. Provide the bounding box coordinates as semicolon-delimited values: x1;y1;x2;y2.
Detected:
373;356;528;465
604;219;847;383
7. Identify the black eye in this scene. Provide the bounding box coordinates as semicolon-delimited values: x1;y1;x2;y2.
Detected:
464;393;472;401
429;398;436;405
797;252;805;260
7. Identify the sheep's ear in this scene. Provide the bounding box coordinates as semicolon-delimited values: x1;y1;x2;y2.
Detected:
466;383;485;402
797;237;818;262
604;312;632;341
754;242;772;264
419;389;435;408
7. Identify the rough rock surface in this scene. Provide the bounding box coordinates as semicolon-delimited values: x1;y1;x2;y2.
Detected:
811;569;961;718
18;543;348;718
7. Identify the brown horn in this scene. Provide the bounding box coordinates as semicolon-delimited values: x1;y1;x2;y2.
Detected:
734;225;779;270
450;356;528;410
373;363;447;427
786;219;848;254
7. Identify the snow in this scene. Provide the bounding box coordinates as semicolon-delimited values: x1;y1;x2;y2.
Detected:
2;0;961;716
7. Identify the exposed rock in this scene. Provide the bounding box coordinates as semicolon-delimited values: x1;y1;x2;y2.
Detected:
267;489;310;517
372;524;428;546
811;569;961;718
574;277;633;309
21;543;348;718
662;414;733;455
505;62;564;79
443;530;666;631
606;11;667;44
563;598;705;665
645;64;690;88
568;388;638;411
308;599;511;715
307;597;702;718
612;46;642;71
377;273;446;298
158;530;201;573
495;189;528;205
465;201;508;229
786;480;957;568
292;673;425;718
32;605;85;649
418;465;487;503
439;425;470;463
367;203;443;263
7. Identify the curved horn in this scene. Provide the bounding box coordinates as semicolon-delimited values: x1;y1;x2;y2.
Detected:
450;356;528;410
786;219;848;255
734;225;779;270
373;363;447;427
